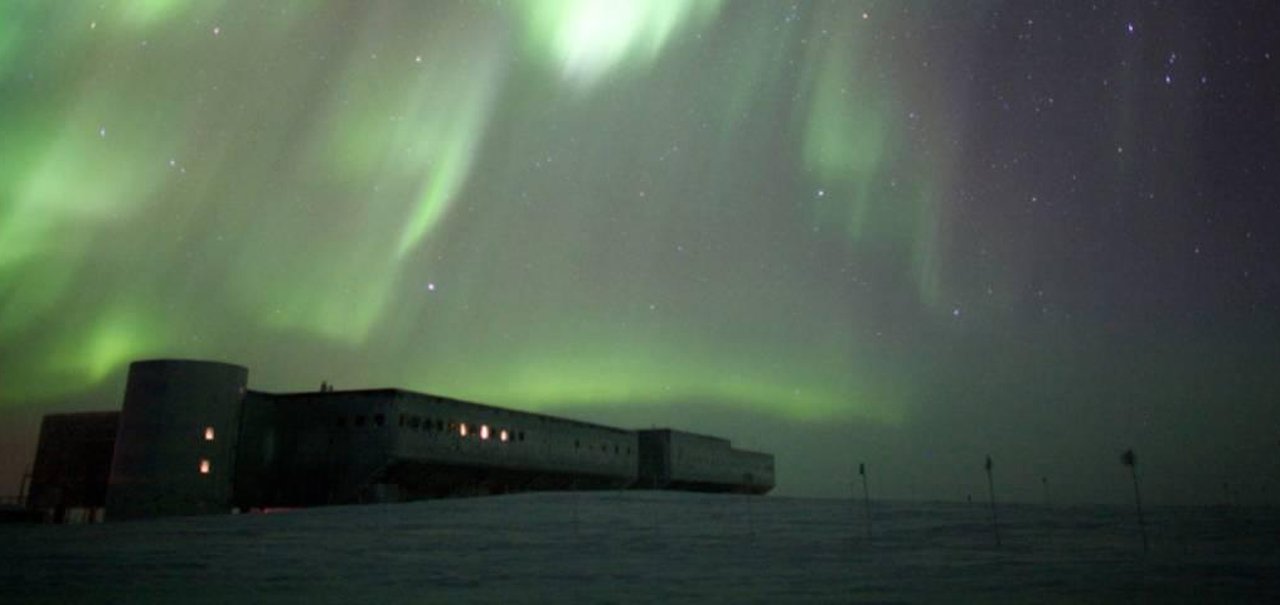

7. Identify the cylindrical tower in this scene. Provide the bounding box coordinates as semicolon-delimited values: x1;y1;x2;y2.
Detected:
105;360;248;521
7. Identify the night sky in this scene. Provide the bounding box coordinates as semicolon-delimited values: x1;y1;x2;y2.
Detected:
2;1;1278;505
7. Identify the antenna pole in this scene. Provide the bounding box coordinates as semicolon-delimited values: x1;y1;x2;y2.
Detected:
859;462;871;541
1122;449;1148;553
985;455;1001;547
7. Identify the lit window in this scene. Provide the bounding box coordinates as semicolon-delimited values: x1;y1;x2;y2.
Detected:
199;459;211;474
459;423;468;437
480;425;490;440
499;429;509;442
204;426;215;441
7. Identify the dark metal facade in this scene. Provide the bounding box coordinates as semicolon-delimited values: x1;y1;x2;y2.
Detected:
26;412;119;522
28;359;775;521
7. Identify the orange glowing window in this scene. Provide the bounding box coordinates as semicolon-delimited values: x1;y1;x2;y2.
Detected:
459;423;468;437
204;426;215;441
199;459;211;474
480;425;490;440
499;429;509;442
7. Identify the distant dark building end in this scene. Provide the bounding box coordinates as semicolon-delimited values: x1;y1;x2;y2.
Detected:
26;359;774;522
26;412;119;523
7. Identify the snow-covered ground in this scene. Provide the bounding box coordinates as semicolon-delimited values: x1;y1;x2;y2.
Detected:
3;492;1277;603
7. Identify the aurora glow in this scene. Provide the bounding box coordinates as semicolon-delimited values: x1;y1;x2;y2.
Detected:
1;0;932;418
2;1;1278;502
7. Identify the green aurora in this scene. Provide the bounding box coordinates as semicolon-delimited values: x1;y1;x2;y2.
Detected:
4;1;1278;503
0;1;940;423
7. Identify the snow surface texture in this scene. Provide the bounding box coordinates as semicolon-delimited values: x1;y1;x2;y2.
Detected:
3;492;1278;603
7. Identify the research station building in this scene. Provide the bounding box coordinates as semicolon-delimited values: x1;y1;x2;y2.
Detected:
25;360;774;522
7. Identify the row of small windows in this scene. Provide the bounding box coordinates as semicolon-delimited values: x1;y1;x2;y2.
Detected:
456;422;520;443
330;414;629;457
575;439;631;457
402;414;527;441
402;415;442;431
451;420;524;443
333;414;529;443
336;414;386;428
330;413;629;457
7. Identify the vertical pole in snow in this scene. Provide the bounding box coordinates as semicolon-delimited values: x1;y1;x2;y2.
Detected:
985;455;1001;547
1122;448;1147;553
572;492;580;535
859;463;871;541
